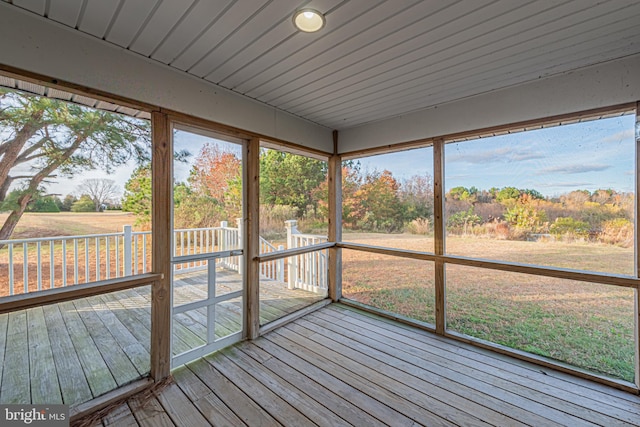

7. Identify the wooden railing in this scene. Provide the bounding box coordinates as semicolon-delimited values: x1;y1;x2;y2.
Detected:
0;220;328;296
285;220;328;293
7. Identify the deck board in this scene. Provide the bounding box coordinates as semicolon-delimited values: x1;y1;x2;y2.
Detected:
27;306;62;404
102;402;139;426
219;346;347;427
71;298;140;387
128;395;175;427
186;357;281;427
53;302;640;427
300;312;609;427
204;350;314;426
284;320;538;426
252;332;418;426
172;365;247;427
59;300;118;398
0;313;7;393
1;311;30;403
42;304;93;404
237;341;386;427
268;326;479;426
154;382;211;427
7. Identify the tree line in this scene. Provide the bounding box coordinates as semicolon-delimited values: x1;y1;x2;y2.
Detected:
0;178;121;214
120;137;633;247
444;186;633;246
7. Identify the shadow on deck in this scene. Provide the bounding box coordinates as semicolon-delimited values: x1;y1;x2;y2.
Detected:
0;268;325;407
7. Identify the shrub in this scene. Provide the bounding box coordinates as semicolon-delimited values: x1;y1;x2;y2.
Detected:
483;219;510;240
447;208;481;235
599;218;633;247
504;202;547;232
260;204;299;239
406;218;430;235
71;195;95;212
549;217;590;238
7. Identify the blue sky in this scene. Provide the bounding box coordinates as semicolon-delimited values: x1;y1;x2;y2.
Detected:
358;114;635;197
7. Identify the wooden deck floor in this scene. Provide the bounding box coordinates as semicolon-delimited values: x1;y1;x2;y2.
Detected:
0;269;324;407
98;303;640;427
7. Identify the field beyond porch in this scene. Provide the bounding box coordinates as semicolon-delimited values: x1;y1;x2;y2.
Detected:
342;232;636;383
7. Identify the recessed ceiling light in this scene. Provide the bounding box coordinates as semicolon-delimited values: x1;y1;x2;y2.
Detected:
293;9;325;33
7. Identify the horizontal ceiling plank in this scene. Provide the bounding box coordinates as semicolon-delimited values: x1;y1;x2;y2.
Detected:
170;0;271;72
105;0;158;48
13;0;45;15
150;0;234;64
312;15;640;127
189;0;296;79
77;0;120;39
244;0;426;99
128;0;196;57
48;0;83;28
306;16;640;123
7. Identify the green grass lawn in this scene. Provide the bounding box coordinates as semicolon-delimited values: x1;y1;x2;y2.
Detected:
342;233;636;383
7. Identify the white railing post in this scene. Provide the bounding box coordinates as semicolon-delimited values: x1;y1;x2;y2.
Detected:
285;220;298;289
124;225;132;276
277;245;285;283
218;221;228;270
220;221;228;251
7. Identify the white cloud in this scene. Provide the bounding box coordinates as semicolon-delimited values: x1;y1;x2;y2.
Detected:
537;164;610;175
447;146;545;164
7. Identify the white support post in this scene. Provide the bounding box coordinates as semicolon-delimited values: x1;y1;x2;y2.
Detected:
123;225;132;276
236;218;243;273
285;220;298;290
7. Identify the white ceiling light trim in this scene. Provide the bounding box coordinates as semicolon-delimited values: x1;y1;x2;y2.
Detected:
293;9;325;33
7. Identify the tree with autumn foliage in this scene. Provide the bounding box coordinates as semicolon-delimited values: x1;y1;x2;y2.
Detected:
189;142;242;220
354;170;404;232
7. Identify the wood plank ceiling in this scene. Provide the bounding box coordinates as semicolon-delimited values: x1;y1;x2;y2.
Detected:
3;0;640;130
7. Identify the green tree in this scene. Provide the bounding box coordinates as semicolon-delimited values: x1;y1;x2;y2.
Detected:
260;150;327;216
0;89;149;239
1;188;60;213
122;165;152;226
60;194;77;211
447;186;478;203
496;187;521;203
71;195;95;212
